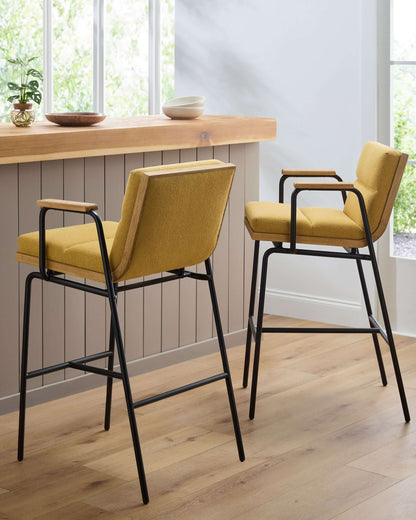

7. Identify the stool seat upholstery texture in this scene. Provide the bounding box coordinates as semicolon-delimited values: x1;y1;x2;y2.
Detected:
245;141;403;247
17;221;118;280
16;159;233;282
245;203;366;245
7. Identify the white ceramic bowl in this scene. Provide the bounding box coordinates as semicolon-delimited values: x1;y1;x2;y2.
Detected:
163;96;205;108
162;105;204;119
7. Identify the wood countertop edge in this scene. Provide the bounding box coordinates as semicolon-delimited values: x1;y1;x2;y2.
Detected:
0;115;276;165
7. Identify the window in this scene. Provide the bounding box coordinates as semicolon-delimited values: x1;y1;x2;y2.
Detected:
0;0;174;121
390;0;416;256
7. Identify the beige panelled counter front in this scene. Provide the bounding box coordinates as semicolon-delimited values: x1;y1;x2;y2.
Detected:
0;115;276;413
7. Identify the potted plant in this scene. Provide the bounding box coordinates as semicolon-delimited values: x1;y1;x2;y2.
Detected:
5;54;43;127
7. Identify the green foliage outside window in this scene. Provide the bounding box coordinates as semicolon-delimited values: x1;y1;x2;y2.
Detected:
0;0;42;120
392;65;416;234
52;0;94;113
0;0;174;120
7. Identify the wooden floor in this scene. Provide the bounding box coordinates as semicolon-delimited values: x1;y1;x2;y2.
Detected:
1;315;416;519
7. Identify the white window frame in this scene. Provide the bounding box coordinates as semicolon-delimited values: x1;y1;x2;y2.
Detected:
390;4;416;170
42;0;162;115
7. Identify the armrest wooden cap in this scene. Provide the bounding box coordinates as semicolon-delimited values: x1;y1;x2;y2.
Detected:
37;199;98;212
293;181;354;190
282;169;337;177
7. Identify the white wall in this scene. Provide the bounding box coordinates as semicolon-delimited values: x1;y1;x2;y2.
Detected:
175;0;378;326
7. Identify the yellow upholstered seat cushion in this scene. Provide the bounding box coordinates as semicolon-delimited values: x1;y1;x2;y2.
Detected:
245;201;365;244
17;221;118;276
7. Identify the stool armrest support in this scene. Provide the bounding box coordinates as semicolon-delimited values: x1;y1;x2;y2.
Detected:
37;204;109;285
282;169;338;177
293;181;354;190
279;170;345;203
37;198;98;213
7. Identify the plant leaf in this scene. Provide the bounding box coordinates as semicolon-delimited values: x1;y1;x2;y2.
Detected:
7;82;22;91
7;94;19;103
27;68;43;79
29;91;42;104
28;80;39;89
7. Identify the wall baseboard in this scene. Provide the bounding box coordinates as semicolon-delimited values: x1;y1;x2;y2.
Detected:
0;329;247;416
264;288;366;327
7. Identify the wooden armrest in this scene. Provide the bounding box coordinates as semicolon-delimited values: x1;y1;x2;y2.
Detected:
37;199;98;213
282;169;337;177
293;181;354;190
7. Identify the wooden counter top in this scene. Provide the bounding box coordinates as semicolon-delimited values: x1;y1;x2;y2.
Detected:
0;114;276;165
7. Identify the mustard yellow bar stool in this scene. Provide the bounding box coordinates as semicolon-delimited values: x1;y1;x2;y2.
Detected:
243;141;410;422
16;160;245;504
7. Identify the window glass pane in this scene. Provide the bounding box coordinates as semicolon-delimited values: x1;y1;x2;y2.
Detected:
105;0;149;117
391;0;416;61
391;65;416;160
161;0;175;104
0;0;43;122
52;0;94;112
391;2;416;258
393;163;416;255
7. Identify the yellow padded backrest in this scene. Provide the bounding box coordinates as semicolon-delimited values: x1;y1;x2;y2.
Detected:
343;141;406;242
110;160;235;281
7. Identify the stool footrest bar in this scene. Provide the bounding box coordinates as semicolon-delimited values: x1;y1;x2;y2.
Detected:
261;326;380;334
68;362;122;379
133;373;228;408
26;350;114;379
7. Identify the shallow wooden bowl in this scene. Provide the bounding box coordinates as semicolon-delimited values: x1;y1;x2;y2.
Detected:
45;112;106;126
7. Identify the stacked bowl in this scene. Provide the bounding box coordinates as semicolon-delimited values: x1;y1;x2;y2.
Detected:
162;96;205;119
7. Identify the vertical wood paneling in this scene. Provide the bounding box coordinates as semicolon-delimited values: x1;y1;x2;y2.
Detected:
18;162;43;390
104;155;126;365
0;164;19;397
161;149;180;351
229;144;246;332
84;157;106;366
178;148;197;347
63;158;86;377
195;146;214;342
142;151;163;356
243;143;260;321
124;153;144;362
41;161;65;385
213;145;230;335
1;143;257;412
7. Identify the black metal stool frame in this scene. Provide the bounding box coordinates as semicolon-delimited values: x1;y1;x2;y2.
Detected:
243;181;410;423
18;205;245;505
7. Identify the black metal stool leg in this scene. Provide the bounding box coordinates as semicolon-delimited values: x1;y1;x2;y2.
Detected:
18;272;38;461
91;212;149;503
205;259;245;462
368;250;410;422
249;248;272;420
104;319;116;431
243;240;260;388
108;290;149;503
355;257;387;386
